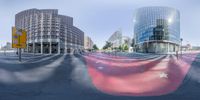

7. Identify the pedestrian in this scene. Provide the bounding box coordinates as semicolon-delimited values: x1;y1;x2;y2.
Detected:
4;50;6;56
176;50;179;59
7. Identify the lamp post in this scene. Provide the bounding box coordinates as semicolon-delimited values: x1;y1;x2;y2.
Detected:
4;46;6;56
111;43;114;56
144;39;148;53
180;38;183;56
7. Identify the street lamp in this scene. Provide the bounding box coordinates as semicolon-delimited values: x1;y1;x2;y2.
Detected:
144;39;148;53
180;38;183;55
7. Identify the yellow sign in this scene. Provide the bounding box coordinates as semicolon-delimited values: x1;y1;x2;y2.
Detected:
12;27;27;48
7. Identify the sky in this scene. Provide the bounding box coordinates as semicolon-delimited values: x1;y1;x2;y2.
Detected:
0;0;200;48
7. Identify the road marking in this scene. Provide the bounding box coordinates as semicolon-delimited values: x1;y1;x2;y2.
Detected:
97;66;104;70
96;61;100;64
159;72;168;79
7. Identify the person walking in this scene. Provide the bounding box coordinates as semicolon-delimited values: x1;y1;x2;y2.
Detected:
176;50;179;59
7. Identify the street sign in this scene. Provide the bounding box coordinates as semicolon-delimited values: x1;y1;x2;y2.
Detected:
12;27;27;48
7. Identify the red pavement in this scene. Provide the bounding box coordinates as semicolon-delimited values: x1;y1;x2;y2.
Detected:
84;52;199;96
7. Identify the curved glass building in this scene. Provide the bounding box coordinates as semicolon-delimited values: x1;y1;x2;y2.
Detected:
134;7;180;54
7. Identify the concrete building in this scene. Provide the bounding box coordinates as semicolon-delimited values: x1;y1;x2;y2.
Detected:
0;42;12;50
108;30;122;48
134;7;180;54
191;46;200;50
5;42;12;50
15;9;84;54
181;44;192;51
84;36;94;50
107;29;133;52
122;36;131;47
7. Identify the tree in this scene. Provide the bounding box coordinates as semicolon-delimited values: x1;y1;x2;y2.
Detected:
102;41;112;50
118;45;122;51
131;38;135;47
123;44;129;51
93;44;99;50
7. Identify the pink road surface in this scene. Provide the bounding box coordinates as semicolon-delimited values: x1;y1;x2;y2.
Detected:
84;52;199;96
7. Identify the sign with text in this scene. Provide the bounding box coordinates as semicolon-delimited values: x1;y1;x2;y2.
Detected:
12;27;27;48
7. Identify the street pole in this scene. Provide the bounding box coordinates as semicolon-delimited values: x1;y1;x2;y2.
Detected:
18;32;22;62
147;40;149;53
19;48;21;62
4;47;6;56
180;38;183;56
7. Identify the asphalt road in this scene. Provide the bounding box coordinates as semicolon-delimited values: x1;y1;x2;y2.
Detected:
85;52;200;98
0;52;200;100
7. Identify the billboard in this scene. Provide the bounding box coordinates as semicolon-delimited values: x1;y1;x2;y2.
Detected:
12;27;27;48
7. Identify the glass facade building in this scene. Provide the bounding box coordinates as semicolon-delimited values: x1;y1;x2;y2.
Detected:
134;7;180;54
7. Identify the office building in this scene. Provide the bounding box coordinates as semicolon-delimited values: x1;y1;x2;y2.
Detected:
134;7;180;54
108;30;122;48
15;9;84;54
122;36;131;47
84;36;94;50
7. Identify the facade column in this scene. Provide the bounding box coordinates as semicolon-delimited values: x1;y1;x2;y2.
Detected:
49;42;52;54
167;42;169;54
49;15;52;54
27;43;29;53
64;44;67;54
64;30;67;54
40;13;43;54
64;47;67;54
58;40;60;54
64;42;67;54
26;27;29;53
155;42;157;53
41;42;43;54
33;30;35;54
33;42;35;54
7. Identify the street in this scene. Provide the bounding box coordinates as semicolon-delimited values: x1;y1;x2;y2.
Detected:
0;52;200;100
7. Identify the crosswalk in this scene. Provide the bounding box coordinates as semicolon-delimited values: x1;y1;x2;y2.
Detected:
84;52;167;63
0;53;62;64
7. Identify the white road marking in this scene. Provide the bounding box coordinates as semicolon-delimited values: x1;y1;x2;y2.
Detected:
97;66;104;70
159;72;168;79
